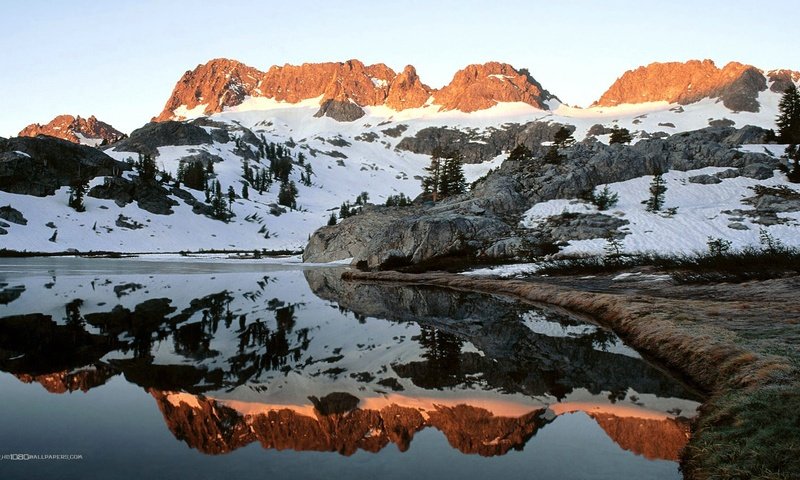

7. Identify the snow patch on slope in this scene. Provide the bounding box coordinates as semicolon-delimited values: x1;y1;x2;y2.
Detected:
523;167;800;256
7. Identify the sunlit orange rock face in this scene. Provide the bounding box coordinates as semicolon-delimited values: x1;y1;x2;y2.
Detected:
154;58;555;121
593;59;767;112
18;115;124;145
154;58;432;122
15;367;115;394
426;404;545;456
432;62;554;112
150;390;690;460
150;390;546;456
156;58;263;122
588;413;691;461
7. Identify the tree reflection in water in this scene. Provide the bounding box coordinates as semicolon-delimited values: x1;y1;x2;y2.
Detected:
0;267;700;464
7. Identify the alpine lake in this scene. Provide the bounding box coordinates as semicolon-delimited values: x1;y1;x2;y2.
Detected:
0;257;701;479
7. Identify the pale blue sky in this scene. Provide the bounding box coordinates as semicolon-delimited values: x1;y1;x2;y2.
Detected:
1;0;795;136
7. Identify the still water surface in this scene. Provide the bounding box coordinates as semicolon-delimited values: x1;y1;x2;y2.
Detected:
0;258;701;479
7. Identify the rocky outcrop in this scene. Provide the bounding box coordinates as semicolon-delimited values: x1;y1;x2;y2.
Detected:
88;176;178;215
544;213;629;242
766;69;800;93
396;121;566;164
18;115;124;145
594;60;768;112
313;99;365;122
433;62;557;112
385;65;431;110
110;121;213;157
305;126;781;269
155;59;556;122
0;136;129;196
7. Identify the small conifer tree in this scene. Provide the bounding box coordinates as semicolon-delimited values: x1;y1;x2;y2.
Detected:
777;85;800;144
644;169;667;212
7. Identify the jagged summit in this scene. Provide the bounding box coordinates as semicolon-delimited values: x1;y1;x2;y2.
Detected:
18;114;124;146
154;59;556;122
593;59;791;112
433;61;558;112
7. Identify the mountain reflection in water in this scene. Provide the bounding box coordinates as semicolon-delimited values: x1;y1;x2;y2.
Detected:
0;259;700;478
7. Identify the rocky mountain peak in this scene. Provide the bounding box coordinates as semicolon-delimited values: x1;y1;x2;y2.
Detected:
18;114;124;145
154;58;262;122
593;59;768;112
767;68;800;93
155;59;558;122
432;61;557;112
386;65;431;110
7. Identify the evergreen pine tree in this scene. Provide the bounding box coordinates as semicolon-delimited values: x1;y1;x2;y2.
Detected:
210;180;228;219
301;163;313;186
136;153;157;183
339;201;351;219
179;161;206;190
441;155;466;197
609;127;632;144
385;192;411;207
277;180;298;209
421;155;443;201
508;144;532;162
241;183;249;200
68;178;88;212
543;126;575;164
242;159;252;182
645;169;667;212
590;186;619;211
784;144;800;183
777;85;800;144
552;126;575;148
327;213;337;226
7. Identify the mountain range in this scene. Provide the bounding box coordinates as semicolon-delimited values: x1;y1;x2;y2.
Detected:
18;58;800;139
2;57;799;261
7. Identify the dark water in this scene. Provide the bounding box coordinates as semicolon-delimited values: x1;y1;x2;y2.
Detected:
0;258;700;479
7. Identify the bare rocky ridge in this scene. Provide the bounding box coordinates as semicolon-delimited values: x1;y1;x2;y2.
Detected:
18;114;124;145
594;60;768;112
154;59;556;122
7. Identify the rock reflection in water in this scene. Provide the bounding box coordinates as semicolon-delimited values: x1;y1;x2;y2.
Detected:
0;262;699;469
